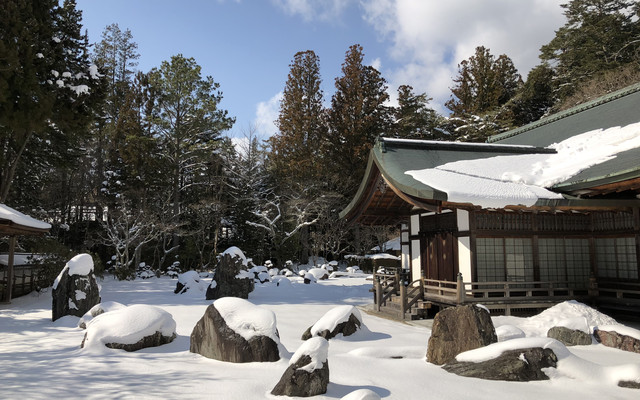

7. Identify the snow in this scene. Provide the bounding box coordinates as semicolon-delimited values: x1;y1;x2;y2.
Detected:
78;301;127;328
290;336;329;372
0;204;51;230
82;304;176;352
341;388;381;400
406;122;640;208
2;277;640;399
67;254;94;276
221;246;248;265
52;254;94;289
309;305;362;338
366;253;400;260
213;297;279;342
308;267;329;280
493;300;618;338
455;337;640;387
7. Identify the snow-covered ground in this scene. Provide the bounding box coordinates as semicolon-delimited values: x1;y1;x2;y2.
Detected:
1;275;639;399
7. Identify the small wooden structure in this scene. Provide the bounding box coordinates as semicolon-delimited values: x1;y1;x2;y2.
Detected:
0;204;51;303
341;83;640;319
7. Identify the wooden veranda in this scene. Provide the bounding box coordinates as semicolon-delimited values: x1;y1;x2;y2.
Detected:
373;269;640;320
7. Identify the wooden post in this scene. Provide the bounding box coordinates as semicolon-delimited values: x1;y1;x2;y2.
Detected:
588;273;598;298
419;277;425;301
400;283;407;319
456;273;465;305
394;270;400;295
375;277;382;311
6;236;16;303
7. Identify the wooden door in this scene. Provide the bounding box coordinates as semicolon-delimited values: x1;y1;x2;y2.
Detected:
423;232;457;282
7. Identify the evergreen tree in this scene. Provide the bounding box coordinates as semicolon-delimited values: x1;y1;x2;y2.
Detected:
445;46;521;142
270;50;326;186
504;63;556;126
540;0;639;99
147;54;235;245
0;0;102;203
326;44;391;197
393;85;440;140
446;46;522;116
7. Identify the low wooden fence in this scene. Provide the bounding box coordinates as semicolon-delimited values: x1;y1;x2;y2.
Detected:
0;265;48;302
373;271;640;319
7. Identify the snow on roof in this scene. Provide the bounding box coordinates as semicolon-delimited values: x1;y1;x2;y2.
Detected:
371;237;401;252
309;305;362;338
213;297;279;342
290;336;329;372
0;204;51;230
82;304;176;351
366;253;400;261
406;122;640;208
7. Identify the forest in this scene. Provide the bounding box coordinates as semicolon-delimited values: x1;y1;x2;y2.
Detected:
1;0;639;280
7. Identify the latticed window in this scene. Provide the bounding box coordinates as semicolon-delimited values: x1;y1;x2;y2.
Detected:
539;238;590;286
476;238;533;283
596;237;638;279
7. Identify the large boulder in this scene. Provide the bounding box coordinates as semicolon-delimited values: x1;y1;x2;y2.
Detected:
78;301;126;329
81;304;176;352
426;304;497;365
302;305;363;340
442;347;557;381
190;297;280;363
271;337;329;397
174;271;201;294
547;326;592;346
594;325;640;354
206;252;254;300
52;254;101;322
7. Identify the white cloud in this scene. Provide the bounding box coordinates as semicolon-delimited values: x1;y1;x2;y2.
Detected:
254;91;283;137
361;0;566;114
369;57;382;71
271;0;352;21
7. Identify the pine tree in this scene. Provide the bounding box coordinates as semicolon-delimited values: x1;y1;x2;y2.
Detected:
540;0;639;99
0;0;102;203
504;63;556;126
393;85;440;140
326;44;391;197
270;50;326;186
446;46;522;116
147;54;235;245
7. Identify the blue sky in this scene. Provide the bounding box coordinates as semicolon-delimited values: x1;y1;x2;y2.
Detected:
76;0;566;141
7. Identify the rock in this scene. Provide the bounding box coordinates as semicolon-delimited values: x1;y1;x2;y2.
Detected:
594;327;640;354
303;272;317;284
190;298;280;363
174;271;200;294
78;301;126;329
426;304;497;365
443;347;557;381
547;326;592;346
52;254;101;322
302;305;363;340
271;337;329;397
206;253;254;300
308;267;329;280
618;380;640;389
81;304;176;352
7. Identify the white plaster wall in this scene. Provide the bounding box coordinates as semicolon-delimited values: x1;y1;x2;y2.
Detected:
401;245;410;270
410;214;419;236
458;237;472;282
411;239;421;280
457;209;469;231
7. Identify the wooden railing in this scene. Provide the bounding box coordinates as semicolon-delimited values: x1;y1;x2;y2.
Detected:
372;271;640;319
0;265;48;302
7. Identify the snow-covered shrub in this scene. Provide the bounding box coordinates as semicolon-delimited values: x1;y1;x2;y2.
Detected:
136;262;155;279
249;265;270;283
175;271;204;294
298;269;308;277
268;267;280;276
281;268;294;277
166;261;181;278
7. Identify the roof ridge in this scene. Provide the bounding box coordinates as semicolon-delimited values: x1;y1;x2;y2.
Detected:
487;81;640;143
